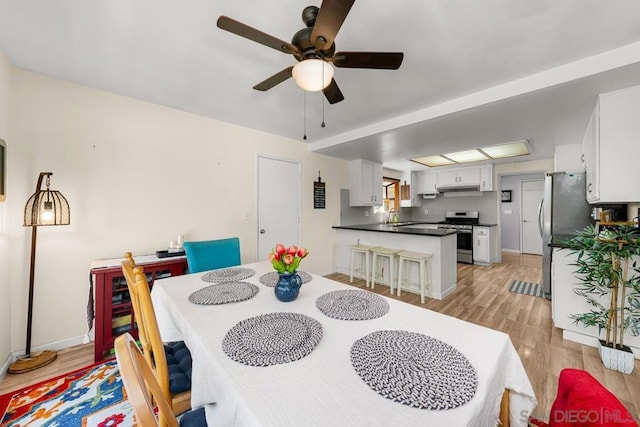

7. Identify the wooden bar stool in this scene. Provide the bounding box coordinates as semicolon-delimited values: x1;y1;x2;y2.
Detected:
396;250;433;304
370;246;400;294
350;243;373;287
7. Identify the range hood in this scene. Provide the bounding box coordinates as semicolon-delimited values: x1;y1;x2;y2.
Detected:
437;185;481;193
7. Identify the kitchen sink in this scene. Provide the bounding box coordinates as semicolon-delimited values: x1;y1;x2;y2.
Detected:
393;222;441;230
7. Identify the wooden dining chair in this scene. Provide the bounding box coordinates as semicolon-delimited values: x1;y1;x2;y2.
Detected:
182;237;241;273
115;333;207;427
121;253;192;419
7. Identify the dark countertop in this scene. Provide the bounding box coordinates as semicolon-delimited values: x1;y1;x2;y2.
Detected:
374;220;498;227
549;234;578;248
332;223;458;237
551;228;640;248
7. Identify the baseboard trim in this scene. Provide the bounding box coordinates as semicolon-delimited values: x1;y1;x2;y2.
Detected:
562;330;639;359
501;248;521;254
0;354;11;385
1;334;87;380
314;269;334;277
435;283;457;300
335;267;351;276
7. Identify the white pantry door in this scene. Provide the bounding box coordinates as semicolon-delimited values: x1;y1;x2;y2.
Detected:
521;179;544;255
257;156;301;261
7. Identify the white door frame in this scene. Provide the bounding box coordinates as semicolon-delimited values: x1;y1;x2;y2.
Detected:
496;169;548;262
256;154;301;262
519;178;544;254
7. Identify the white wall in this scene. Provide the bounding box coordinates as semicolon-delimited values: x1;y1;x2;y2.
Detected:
0;52;11;369
500;173;545;251
494;159;554;260
6;69;348;357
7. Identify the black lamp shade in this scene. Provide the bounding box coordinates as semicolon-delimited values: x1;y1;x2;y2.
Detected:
24;188;70;226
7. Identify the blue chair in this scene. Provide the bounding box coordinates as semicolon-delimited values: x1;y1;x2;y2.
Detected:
183;237;241;273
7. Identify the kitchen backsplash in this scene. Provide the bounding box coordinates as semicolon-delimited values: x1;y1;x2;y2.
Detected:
410;191;499;224
339;189;412;225
339;188;498;225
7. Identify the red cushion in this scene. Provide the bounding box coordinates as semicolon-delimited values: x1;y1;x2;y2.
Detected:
549;368;637;426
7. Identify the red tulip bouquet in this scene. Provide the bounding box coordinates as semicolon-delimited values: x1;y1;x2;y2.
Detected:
269;243;309;274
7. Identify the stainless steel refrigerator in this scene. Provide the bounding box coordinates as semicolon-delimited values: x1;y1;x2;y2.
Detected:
540;172;593;299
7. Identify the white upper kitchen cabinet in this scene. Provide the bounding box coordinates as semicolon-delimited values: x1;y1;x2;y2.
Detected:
437;167;481;189
400;171;422;207
582;84;640;203
348;159;383;206
480;165;493;191
416;171;438;195
554;144;583;173
582;104;599;202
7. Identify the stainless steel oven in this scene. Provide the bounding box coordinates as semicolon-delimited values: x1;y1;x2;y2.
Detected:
437;211;479;264
455;228;473;264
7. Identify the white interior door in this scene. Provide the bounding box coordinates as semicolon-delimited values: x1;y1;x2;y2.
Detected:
257;156;300;261
521;180;544;255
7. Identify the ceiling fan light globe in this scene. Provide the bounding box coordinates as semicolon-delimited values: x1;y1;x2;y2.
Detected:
292;59;334;91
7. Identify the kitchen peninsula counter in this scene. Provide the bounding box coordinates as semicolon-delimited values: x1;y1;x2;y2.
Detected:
333;223;457;300
332;223;457;236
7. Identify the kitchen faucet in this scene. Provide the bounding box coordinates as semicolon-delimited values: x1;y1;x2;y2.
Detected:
386;209;397;224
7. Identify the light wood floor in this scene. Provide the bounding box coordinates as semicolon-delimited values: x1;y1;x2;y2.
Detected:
0;342;94;396
1;253;638;423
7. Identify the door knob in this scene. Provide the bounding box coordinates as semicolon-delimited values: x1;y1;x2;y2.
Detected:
259;229;266;234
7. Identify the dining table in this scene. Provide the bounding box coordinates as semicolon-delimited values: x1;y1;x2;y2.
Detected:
151;261;536;427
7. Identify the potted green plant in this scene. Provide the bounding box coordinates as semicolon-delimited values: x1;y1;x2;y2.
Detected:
562;224;640;374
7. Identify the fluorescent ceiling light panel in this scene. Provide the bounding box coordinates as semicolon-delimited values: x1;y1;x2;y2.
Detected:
481;140;531;158
411;139;531;167
411;155;456;167
443;149;489;163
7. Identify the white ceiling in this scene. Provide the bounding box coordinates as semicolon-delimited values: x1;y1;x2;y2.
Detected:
2;0;640;171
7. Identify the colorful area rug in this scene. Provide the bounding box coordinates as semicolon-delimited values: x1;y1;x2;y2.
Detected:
509;280;545;298
0;359;136;426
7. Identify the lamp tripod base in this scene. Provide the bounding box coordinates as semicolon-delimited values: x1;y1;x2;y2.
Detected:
8;350;57;374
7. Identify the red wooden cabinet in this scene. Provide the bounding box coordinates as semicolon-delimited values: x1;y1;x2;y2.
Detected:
91;257;187;362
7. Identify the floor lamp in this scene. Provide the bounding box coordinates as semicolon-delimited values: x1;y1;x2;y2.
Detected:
8;172;70;374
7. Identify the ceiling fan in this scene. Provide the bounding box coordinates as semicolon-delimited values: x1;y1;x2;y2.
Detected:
217;0;404;104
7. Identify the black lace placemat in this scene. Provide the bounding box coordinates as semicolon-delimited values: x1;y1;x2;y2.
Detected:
258;271;312;287
188;281;259;305
315;290;389;320
201;267;255;283
222;312;323;366
350;330;478;410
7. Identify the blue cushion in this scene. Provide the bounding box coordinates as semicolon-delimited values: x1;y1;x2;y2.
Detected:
179;407;207;427
164;341;192;394
183;238;241;273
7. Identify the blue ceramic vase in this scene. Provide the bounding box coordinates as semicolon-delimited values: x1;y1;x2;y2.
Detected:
274;272;302;302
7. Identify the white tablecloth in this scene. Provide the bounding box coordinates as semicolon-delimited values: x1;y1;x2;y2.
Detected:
151;261;536;427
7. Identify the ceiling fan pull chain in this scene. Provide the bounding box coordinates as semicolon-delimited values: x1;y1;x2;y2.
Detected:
321;63;326;128
303;91;307;140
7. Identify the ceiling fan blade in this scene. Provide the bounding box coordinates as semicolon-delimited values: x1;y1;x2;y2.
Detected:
323;78;345;104
332;52;404;69
217;16;300;56
253;67;294;91
310;0;355;51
